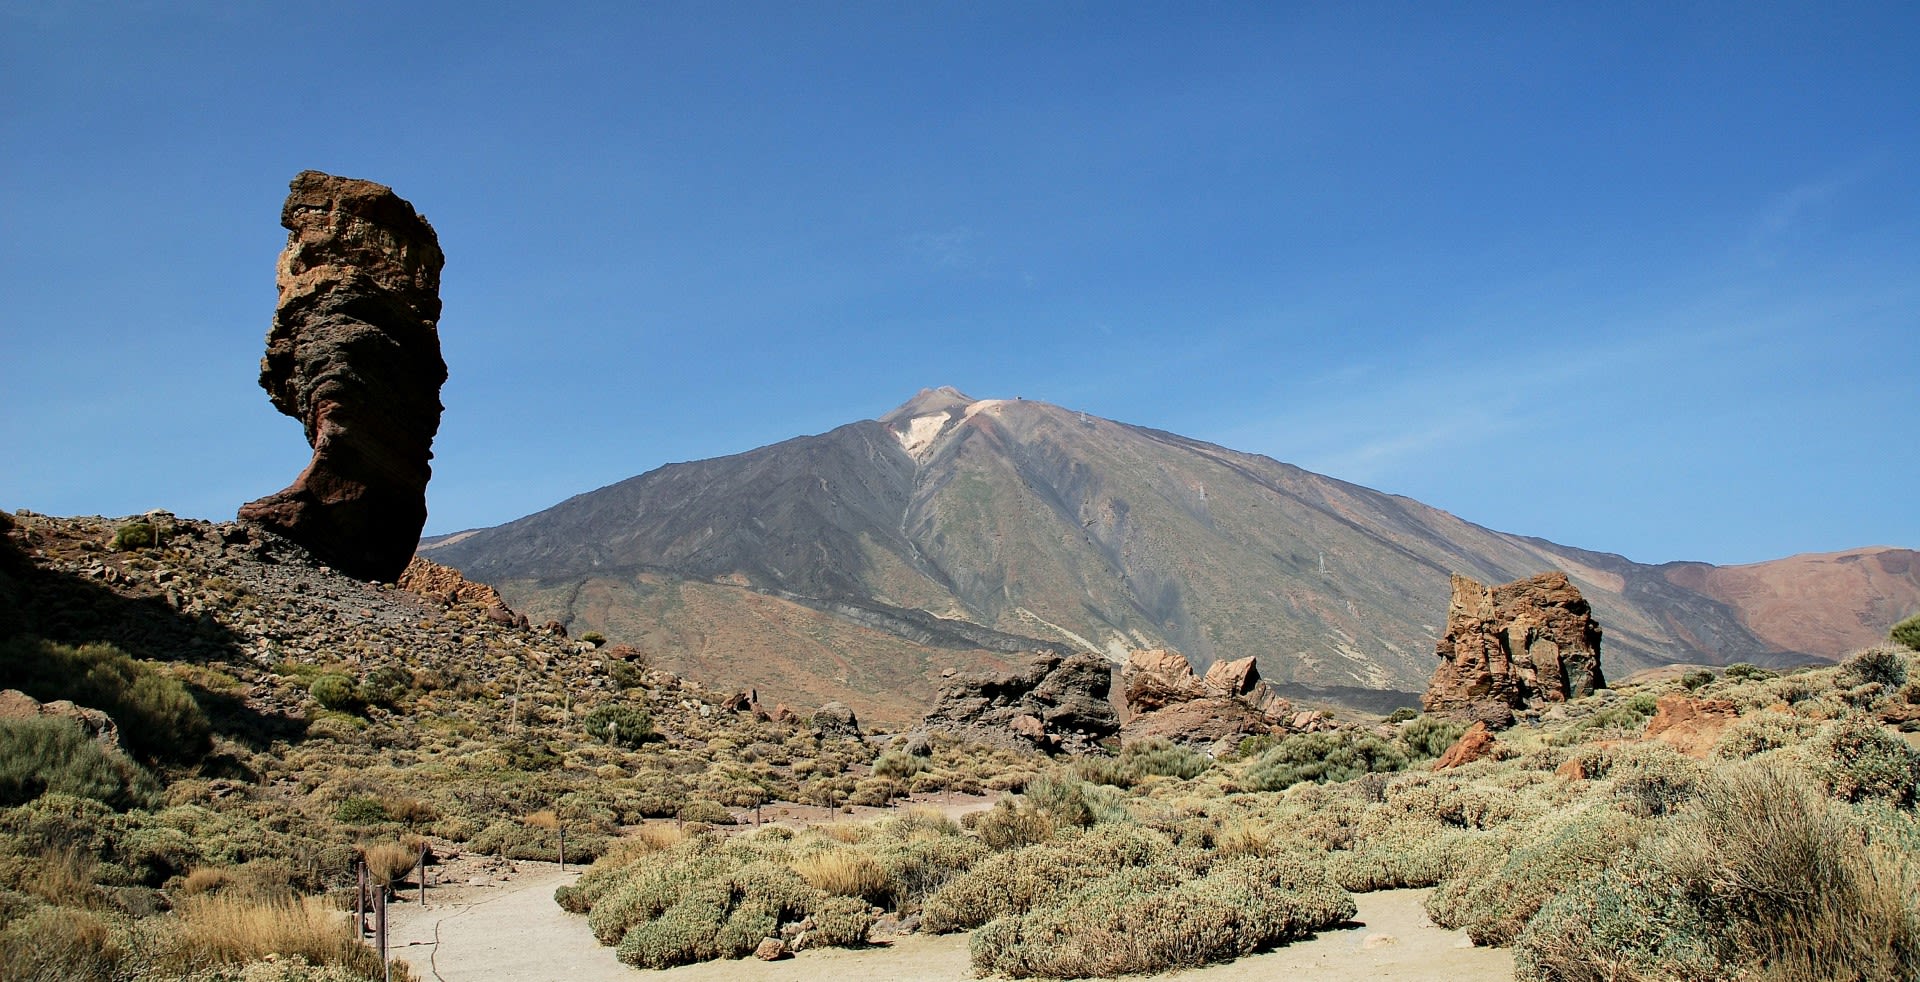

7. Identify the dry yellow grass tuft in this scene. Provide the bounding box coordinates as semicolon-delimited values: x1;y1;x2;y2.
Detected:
359;839;426;886
165;894;401;979
791;847;890;901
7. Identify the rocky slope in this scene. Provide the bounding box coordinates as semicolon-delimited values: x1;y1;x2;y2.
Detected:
424;388;1920;717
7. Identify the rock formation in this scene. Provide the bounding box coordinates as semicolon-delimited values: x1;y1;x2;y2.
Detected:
1421;572;1605;727
919;651;1118;752
1118;648;1298;745
239;170;447;582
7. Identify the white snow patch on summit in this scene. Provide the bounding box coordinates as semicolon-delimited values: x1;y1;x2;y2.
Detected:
896;412;953;459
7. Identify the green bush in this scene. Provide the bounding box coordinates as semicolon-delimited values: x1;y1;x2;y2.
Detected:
1681;669;1716;691
111;522;155;551
676;800;732;824
872;750;931;780
1242;731;1409;791
333;796;388;825
1385;707;1420;724
924;825;1185;933
0;718;157;810
1841;647;1910;691
607;661;646;688
1891;613;1920;651
1724;662;1777;682
0;638;210;763
307;675;358;712
1399;716;1467;761
584;704;653;748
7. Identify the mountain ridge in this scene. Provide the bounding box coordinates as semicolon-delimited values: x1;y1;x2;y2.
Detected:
422;389;1920;722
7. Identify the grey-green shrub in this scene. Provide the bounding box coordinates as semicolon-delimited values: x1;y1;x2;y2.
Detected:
1514;764;1920;982
1427;803;1651;946
969;853;1355;978
0;718;157;810
1242;731;1409;791
923;825;1186;933
1806;716;1920;805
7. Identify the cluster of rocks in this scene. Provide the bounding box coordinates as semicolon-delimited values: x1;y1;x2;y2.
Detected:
916;645;1341;753
918;651;1119;752
239;171;448;583
1119;648;1328;745
1421;571;1606;728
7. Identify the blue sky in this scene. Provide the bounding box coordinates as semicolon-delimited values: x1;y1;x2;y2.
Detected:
2;2;1915;566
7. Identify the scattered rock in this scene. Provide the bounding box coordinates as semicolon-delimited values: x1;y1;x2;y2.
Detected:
1431;720;1498;770
812;701;861;739
238;170;448;582
1643;694;1739;758
398;557;509;608
753;937;789;961
1421;572;1605;727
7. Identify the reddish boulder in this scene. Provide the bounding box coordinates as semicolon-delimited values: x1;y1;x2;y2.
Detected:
239;170;447;582
398;557;508;608
1643;695;1739;758
1421;572;1605;727
1431;721;1499;770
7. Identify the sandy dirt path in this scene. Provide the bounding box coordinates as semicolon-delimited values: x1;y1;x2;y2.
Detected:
388;859;1512;982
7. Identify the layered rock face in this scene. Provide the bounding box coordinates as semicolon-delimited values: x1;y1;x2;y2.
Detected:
1422;572;1605;727
919;651;1118;752
239;171;447;582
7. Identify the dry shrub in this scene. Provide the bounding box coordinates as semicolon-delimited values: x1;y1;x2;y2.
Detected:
1805;716;1920;805
969;853;1355;978
163;893;391;978
869;832;987;908
1426;803;1651;945
1515;764;1920;982
923;824;1185;933
1713;709;1821;759
0;904;123;982
179;866;236;896
791;847;888;902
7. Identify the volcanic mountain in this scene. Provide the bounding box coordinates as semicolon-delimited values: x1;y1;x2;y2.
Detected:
422;387;1920;722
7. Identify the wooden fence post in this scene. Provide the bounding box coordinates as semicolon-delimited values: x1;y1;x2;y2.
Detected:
558;822;566;872
355;859;367;938
417;845;427;909
375;881;388;981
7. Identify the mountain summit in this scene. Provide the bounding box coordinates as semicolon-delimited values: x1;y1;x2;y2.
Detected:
423;391;1920;721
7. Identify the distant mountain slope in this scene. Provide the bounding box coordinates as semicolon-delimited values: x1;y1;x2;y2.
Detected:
424;387;1919;719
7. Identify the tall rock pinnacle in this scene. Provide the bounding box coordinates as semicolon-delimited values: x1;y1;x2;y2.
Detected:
238;170;447;581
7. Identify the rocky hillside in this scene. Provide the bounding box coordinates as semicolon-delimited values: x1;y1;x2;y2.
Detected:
424;388;1920;718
